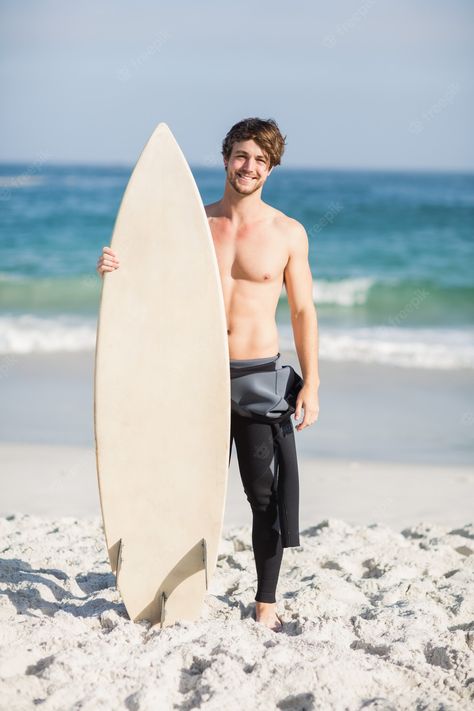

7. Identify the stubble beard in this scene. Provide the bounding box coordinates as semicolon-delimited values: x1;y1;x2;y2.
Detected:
226;170;264;196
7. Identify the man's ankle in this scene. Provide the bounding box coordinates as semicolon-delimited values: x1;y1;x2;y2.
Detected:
255;600;276;606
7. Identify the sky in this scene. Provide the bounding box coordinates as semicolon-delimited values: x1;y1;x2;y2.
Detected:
0;0;473;171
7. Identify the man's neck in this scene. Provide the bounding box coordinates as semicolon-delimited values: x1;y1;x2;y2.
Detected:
218;182;266;224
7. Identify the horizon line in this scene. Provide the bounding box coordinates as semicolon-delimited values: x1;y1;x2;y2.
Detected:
0;159;473;176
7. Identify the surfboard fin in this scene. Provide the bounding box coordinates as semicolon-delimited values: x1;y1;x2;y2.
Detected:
202;538;208;590
160;591;167;628
157;539;208;627
111;537;123;577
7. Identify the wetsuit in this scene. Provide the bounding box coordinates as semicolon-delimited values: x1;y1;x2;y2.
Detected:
229;353;303;603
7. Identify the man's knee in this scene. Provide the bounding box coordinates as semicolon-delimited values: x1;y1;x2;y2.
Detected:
246;488;276;514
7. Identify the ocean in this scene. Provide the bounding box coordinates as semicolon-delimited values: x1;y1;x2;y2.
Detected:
0;163;473;370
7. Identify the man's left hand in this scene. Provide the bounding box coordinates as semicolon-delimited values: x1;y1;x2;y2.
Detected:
294;384;319;431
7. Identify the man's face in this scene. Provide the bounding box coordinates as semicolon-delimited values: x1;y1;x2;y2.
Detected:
224;139;273;195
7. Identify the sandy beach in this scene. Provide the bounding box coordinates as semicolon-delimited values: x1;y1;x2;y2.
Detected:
0;512;473;709
1;350;473;709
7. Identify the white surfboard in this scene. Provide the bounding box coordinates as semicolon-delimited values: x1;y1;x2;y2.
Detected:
94;122;230;627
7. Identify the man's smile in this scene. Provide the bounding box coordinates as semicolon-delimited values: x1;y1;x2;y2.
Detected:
237;173;257;183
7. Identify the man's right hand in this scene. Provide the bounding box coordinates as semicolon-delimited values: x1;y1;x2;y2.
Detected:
97;246;120;277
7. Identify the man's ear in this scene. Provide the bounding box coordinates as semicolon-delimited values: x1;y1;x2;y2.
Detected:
267;165;273;177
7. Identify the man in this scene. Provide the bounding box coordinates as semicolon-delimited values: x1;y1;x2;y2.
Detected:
97;117;320;632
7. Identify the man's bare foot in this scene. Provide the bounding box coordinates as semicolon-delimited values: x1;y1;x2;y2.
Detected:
255;601;283;632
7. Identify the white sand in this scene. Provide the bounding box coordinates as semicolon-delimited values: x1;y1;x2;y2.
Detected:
1;441;473;708
0;512;473;709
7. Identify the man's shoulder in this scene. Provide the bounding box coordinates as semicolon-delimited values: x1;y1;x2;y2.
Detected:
270;207;307;238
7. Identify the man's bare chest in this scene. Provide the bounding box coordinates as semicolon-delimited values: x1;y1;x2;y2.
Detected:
210;223;289;284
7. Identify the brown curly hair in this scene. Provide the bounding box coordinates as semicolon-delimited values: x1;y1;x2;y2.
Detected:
221;117;286;169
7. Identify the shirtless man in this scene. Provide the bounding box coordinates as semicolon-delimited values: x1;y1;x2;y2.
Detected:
97;117;320;632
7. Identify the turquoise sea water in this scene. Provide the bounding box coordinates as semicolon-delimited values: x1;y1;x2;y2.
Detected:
0;164;473;368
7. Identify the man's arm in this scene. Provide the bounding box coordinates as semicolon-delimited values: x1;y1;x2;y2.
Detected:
284;221;320;386
284;220;320;429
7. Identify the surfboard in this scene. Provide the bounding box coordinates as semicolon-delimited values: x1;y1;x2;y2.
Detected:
93;122;230;628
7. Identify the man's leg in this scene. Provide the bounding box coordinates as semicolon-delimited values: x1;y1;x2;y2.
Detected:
230;411;283;604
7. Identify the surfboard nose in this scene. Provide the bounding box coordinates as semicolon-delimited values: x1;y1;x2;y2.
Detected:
154;121;171;135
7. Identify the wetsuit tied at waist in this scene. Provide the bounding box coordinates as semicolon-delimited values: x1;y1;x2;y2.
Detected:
229;353;303;548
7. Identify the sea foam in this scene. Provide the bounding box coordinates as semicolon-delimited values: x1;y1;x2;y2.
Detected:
1;314;473;369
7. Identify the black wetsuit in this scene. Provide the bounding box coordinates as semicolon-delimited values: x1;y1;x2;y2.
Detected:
229;353;303;603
